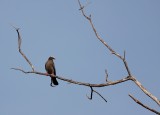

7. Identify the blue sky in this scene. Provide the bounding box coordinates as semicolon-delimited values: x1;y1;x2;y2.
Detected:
1;0;160;115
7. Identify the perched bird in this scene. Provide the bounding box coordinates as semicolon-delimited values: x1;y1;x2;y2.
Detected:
45;56;58;86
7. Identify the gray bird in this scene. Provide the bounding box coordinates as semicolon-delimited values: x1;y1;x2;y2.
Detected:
45;56;58;86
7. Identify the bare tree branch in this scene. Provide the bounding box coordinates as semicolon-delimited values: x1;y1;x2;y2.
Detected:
11;24;110;102
11;68;47;76
78;0;160;107
129;94;160;115
130;77;160;106
11;25;34;71
86;86;93;100
11;67;130;87
86;86;107;102
11;67;160;107
78;0;132;76
11;1;160;114
93;90;107;103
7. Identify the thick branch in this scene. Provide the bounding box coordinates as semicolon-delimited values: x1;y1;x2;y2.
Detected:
129;94;160;115
11;68;131;87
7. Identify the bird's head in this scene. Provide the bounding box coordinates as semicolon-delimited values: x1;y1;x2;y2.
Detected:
48;56;55;60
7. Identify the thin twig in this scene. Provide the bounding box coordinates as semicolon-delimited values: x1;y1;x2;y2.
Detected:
129;94;160;115
79;0;91;10
123;50;126;60
86;86;107;102
105;69;108;82
12;25;34;71
11;68;47;76
93;90;107;103
86;86;93;100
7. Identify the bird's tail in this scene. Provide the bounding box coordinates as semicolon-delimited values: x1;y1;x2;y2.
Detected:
51;77;58;85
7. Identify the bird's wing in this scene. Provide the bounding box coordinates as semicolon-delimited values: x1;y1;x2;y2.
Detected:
52;63;56;75
45;62;47;71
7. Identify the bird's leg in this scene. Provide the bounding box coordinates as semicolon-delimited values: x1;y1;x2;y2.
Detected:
50;81;54;87
50;80;55;87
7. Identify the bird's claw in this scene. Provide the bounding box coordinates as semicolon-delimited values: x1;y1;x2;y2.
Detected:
50;82;55;87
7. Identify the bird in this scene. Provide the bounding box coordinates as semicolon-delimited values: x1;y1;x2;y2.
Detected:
45;56;58;86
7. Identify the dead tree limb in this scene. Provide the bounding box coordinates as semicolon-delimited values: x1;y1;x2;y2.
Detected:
86;86;107;103
129;94;160;115
12;0;160;114
86;86;93;100
93;90;107;103
78;0;160;112
130;77;160;106
11;67;130;87
11;25;34;71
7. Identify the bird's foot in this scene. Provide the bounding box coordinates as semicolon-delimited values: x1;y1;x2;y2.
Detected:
50;82;55;87
45;73;49;76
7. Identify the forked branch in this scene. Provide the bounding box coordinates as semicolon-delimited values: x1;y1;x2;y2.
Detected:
87;86;107;103
78;0;160;113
